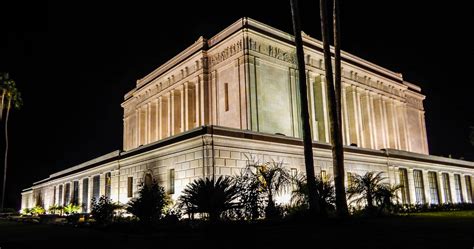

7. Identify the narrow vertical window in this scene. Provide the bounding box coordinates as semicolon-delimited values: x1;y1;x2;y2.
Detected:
53;186;57;206
92;175;100;201
127;177;133;198
413;170;425;204
454;174;463;203
58;185;63;206
428;172;440;205
72;181;79;205
82;178;89;212
169;169;175;194
466;175;473;203
64;183;71;205
224;83;229;112
399;168;410;204
321;170;327;182
105;172;112;198
442;173;452;203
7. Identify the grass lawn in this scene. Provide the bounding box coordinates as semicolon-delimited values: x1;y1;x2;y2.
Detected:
0;211;473;249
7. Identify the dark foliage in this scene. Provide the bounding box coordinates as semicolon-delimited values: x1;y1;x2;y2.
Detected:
178;176;240;222
90;196;121;225
126;179;170;225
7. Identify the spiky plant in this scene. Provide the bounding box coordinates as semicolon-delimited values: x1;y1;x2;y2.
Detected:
178;176;240;222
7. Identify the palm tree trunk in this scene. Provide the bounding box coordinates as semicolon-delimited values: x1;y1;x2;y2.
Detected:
290;0;321;217
320;0;348;217
0;89;5;120
1;98;11;210
332;0;349;217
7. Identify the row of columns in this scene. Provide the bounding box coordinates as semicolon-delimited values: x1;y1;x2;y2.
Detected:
308;73;416;152
391;166;472;205
125;80;206;150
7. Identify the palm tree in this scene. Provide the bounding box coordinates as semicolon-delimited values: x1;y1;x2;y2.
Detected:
319;0;349;217
291;173;336;214
289;0;322;218
0;72;23;210
178;176;240;222
252;161;291;218
346;171;400;215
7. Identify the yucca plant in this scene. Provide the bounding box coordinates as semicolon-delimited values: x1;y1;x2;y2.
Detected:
178;176;240;222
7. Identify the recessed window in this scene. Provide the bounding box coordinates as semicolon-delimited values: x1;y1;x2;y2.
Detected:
82;178;89;212
127;177;133;198
428;172;440;205
72;181;79;205
169;169;175;194
321;170;327;182
413;170;425;204
399;168;410;204
224;83;229;112
454;174;463;203
58;185;63;206
466;175;473;203
442;173;452;203
105;172;112;198
64;183;71;205
92;175;100;201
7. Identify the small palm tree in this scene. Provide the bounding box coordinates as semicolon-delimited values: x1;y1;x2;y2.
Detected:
375;184;402;214
0;73;23;210
347;171;400;215
246;160;290;219
291;173;336;215
178;176;240;222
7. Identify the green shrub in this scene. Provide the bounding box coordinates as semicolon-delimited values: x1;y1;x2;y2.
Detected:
126;179;171;225
90;196;122;225
31;206;45;216
63;203;81;215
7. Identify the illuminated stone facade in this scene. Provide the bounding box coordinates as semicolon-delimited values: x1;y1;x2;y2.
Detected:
21;18;473;211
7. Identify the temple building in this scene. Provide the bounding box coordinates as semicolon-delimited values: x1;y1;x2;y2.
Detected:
21;18;474;211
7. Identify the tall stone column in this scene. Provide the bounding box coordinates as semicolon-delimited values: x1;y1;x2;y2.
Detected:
381;98;390;149
195;81;201;127
170;91;175;136
184;82;190;130
355;88;364;147
155;98;159;141
180;85;185;132
392;101;402;150
321;76;330;143
368;93;378;149
342;85;350;145
308;73;318;141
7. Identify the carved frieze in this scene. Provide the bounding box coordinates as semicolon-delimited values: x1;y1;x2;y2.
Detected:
406;95;424;110
248;38;296;64
209;40;243;66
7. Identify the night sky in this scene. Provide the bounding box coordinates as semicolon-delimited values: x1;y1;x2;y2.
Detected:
1;1;472;209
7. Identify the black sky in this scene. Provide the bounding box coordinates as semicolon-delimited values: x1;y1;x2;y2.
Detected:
0;1;473;209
